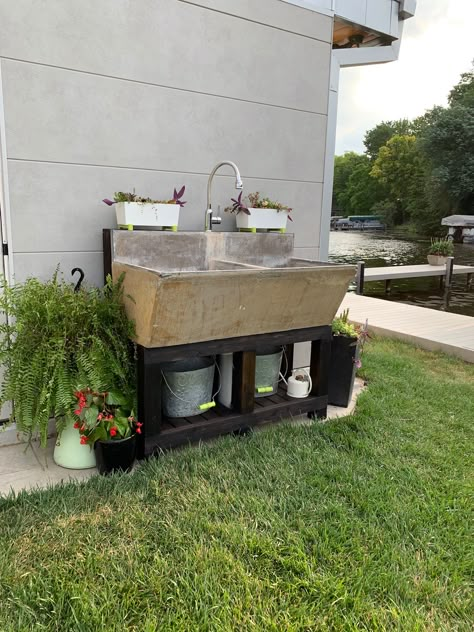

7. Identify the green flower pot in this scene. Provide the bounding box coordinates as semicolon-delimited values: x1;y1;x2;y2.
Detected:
53;419;96;470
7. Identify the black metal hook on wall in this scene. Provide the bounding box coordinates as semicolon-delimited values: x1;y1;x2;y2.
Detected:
71;267;85;293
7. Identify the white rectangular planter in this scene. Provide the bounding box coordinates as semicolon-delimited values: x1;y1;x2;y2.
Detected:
427;254;448;266
115;202;180;229
235;207;289;231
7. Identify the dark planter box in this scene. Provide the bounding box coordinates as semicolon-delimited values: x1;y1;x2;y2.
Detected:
95;434;137;475
328;334;359;408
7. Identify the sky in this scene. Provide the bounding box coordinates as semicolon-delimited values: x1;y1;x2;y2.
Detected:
335;0;474;155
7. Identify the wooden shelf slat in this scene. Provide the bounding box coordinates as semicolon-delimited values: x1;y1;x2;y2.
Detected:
146;393;327;454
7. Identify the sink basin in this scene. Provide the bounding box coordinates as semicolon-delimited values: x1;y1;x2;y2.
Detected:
111;231;355;348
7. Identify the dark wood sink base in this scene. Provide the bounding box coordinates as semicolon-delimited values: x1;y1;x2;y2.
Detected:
137;326;331;458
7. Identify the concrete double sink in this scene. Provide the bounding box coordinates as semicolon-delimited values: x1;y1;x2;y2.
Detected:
111;231;355;348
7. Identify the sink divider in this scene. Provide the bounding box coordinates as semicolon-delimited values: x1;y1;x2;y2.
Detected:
211;259;269;271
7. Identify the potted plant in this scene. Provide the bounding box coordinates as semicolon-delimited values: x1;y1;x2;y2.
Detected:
328;309;369;408
103;187;186;231
0;272;135;469
73;388;141;475
225;191;293;232
427;238;454;265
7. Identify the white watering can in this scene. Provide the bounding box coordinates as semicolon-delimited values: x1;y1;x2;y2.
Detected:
286;368;312;398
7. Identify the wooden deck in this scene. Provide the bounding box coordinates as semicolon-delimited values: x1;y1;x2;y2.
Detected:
340;293;474;363
364;263;474;281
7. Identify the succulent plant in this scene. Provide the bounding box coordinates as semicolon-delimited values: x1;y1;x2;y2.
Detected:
103;186;186;207
224;191;293;220
428;238;454;256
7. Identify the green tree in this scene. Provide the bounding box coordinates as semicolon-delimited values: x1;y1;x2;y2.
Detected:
448;64;474;108
370;135;428;225
333;152;366;212
333;152;385;216
418;104;474;215
363;119;414;160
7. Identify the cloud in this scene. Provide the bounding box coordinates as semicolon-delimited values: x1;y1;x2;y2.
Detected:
335;0;474;154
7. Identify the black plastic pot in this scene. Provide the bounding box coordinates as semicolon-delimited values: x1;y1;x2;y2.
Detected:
328;334;359;408
94;434;137;475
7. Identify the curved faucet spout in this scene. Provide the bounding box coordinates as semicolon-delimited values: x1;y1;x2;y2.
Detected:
205;161;243;231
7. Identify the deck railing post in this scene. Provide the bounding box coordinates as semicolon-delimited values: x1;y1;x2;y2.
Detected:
445;256;454;288
356;261;365;295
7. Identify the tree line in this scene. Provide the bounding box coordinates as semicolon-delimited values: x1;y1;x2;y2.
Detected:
333;65;474;234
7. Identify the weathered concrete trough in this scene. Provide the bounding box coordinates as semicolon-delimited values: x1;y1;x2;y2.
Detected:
111;231;355;348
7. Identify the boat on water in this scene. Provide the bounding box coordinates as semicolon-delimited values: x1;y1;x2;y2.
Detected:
331;215;386;231
441;215;474;244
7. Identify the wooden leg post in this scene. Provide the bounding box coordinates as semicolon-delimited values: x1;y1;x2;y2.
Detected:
137;346;163;458
283;343;294;380
308;336;331;420
103;228;113;283
445;256;454;288
467;273;472;290
385;279;392;294
232;351;256;415
356;261;365;295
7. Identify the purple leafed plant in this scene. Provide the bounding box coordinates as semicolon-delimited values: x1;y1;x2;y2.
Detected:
173;186;187;208
228;192;250;215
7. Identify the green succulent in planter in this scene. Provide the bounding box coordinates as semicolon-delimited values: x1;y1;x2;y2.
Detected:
331;309;370;369
0;271;135;447
332;309;360;339
428;238;454;257
224;191;293;220
103;187;186;207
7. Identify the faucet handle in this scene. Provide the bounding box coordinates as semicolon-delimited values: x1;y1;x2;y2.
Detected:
212;204;222;225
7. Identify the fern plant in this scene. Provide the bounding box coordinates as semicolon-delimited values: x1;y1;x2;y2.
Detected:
0;271;135;447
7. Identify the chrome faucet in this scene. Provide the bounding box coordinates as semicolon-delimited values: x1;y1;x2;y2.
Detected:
205;161;243;231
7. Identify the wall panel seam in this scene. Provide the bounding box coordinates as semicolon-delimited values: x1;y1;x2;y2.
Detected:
0;56;329;117
0;60;14;281
7;159;324;185
13;250;103;255
178;0;332;44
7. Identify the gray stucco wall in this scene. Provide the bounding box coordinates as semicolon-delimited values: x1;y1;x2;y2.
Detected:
0;0;332;285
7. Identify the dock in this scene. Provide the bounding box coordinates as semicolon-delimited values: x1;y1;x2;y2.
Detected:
355;258;474;294
339;293;474;363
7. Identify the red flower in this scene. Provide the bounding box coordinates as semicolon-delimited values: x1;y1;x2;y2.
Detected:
136;422;143;427
73;421;80;429
80;435;88;445
136;427;142;434
110;426;118;437
74;409;82;416
97;413;103;421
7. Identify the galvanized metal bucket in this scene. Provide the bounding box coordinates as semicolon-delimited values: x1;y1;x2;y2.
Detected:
255;346;283;398
162;357;215;418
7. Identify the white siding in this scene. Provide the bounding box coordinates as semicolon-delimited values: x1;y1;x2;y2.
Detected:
0;0;332;282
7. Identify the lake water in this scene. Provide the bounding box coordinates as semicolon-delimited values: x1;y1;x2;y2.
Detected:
328;231;474;317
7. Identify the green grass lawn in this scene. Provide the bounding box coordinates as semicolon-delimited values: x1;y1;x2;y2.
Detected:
0;339;473;631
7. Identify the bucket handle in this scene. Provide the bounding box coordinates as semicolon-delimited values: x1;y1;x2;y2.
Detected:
278;345;289;384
